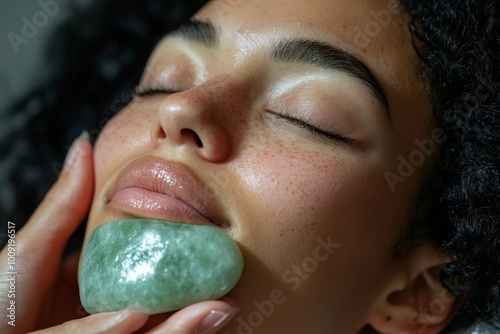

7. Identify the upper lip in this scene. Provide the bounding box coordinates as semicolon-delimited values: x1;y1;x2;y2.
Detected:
108;156;227;227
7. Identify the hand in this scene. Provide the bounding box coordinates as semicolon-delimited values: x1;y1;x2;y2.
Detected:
0;133;238;334
32;301;239;334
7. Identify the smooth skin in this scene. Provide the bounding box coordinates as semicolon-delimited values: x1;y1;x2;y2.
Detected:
1;0;456;333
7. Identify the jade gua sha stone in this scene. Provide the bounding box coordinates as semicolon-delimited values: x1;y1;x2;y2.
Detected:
79;219;244;315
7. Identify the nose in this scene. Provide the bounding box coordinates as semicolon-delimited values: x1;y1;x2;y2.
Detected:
151;78;236;163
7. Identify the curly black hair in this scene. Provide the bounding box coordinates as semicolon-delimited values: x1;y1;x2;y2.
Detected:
401;0;500;329
1;0;498;331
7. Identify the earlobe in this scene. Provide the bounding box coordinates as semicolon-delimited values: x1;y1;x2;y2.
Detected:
368;245;456;334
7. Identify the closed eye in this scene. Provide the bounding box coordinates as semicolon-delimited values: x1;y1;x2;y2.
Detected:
134;86;181;97
271;110;353;144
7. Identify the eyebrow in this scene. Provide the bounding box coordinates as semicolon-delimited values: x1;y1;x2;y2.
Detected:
273;39;389;111
171;19;219;48
171;20;390;113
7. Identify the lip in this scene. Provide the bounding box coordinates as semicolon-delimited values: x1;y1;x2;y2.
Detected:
108;156;226;228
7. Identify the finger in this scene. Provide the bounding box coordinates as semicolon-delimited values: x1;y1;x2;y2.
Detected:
31;308;149;334
146;301;238;334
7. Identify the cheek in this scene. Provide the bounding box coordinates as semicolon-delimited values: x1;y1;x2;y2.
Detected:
245;146;373;216
94;106;155;188
240;145;367;238
244;150;344;228
234;139;401;271
228;140;403;324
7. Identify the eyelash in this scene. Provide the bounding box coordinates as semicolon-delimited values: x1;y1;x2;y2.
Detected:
271;110;352;143
134;87;180;97
134;86;352;144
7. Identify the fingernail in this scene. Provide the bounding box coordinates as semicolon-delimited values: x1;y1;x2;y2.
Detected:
123;305;150;314
91;307;149;331
197;307;239;334
63;131;90;172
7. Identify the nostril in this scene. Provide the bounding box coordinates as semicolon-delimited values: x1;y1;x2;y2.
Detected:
194;134;203;148
181;129;204;148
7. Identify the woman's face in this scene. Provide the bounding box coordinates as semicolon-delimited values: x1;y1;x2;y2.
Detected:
85;0;433;332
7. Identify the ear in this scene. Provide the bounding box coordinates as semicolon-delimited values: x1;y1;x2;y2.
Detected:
368;245;456;334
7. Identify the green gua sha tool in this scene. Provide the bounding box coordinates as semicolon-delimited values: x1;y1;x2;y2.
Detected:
79;219;244;315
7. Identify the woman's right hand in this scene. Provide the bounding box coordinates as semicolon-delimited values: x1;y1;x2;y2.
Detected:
0;133;238;334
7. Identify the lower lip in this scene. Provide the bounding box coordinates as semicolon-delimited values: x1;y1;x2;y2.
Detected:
109;188;213;226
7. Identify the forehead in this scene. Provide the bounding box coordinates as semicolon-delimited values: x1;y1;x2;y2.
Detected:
196;0;425;88
193;0;432;143
197;0;416;73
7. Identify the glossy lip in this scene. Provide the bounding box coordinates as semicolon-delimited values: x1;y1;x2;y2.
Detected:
107;156;227;228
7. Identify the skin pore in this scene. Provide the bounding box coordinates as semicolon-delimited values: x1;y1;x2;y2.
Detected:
82;0;454;332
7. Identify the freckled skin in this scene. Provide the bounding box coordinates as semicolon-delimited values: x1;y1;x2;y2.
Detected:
84;0;435;332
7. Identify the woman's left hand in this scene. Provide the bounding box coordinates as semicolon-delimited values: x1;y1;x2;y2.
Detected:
0;135;238;334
